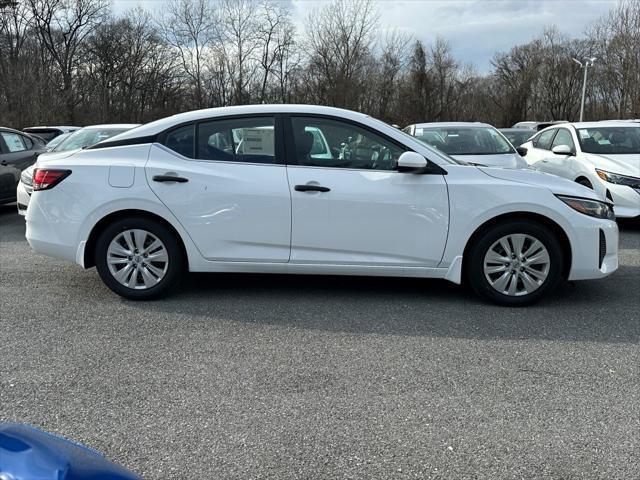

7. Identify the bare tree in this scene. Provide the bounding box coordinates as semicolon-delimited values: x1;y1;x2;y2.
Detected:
304;0;379;108
160;0;216;109
28;0;108;122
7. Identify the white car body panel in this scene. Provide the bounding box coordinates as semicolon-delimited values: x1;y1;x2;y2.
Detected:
24;105;619;290
450;152;527;169
521;122;640;218
146;144;292;262
286;165;449;266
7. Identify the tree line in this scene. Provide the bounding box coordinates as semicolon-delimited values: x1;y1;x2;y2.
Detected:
0;0;638;130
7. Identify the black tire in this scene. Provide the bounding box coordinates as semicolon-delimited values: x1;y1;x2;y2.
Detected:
95;216;184;300
466;220;564;306
576;178;593;189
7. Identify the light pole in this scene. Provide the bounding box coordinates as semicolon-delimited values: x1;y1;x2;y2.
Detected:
572;57;596;122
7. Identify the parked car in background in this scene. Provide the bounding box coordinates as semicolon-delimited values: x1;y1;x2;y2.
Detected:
519;121;640;218
404;122;527;168
0;127;46;205
22;125;80;143
24;105;618;306
512;121;568;131
17;124;139;214
44;132;72;151
499;128;535;148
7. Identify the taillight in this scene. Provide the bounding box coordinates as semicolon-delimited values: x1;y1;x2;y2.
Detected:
32;169;71;191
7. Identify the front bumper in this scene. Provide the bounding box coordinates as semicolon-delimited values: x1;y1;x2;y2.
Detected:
16;180;31;216
567;218;618;281
607;183;640;218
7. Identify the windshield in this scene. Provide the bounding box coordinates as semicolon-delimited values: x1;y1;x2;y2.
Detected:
500;130;533;147
45;133;71;149
577;127;640;154
415;126;515;155
53;127;129;152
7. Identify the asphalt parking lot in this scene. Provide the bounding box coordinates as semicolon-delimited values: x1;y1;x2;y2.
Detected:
1;204;638;479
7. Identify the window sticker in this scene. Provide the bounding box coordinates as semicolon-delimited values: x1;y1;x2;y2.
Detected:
1;133;26;152
579;130;590;139
597;139;611;145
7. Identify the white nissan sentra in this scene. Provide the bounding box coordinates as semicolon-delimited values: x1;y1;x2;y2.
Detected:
25;105;619;306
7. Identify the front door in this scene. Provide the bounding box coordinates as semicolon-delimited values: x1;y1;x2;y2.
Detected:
285;115;449;267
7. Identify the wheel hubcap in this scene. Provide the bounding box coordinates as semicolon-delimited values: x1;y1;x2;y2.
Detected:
483;233;550;297
107;229;169;290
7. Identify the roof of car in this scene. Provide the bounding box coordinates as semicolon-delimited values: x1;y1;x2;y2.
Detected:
571;121;638;128
0;126;28;135
498;128;534;132
23;126;80;130
411;122;492;129
537;121;638;131
78;124;141;130
111;105;372;141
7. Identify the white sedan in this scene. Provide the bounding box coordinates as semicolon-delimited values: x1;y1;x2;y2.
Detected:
519;122;640;218
25;105;618;306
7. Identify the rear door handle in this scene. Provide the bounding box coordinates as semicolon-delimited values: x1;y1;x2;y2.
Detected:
152;175;188;183
294;184;330;192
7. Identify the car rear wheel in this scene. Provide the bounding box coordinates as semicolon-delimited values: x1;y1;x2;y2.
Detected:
95;217;184;299
467;220;564;306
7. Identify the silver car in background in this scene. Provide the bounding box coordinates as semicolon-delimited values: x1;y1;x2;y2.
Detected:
403;122;528;168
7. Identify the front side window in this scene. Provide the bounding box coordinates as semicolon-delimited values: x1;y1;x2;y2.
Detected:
290;117;404;170
197;117;276;164
576;127;640;154
551;129;575;151
534;129;556;150
1;132;27;152
414;127;514;155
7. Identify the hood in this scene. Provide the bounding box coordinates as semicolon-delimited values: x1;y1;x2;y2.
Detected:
478;166;604;201
450;153;528;169
583;152;640;176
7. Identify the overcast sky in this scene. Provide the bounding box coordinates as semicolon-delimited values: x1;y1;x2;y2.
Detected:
112;0;617;72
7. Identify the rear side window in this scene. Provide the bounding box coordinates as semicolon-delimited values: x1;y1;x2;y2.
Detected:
1;132;27;152
197;117;276;164
533;129;556;150
164;125;195;158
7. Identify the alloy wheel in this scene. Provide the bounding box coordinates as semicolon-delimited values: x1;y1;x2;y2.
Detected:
483;233;550;297
106;229;169;290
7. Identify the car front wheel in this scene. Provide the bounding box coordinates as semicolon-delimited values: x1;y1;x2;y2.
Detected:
95;217;184;299
467;220;564;306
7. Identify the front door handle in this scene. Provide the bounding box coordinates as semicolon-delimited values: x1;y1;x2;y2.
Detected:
153;175;188;183
295;184;330;192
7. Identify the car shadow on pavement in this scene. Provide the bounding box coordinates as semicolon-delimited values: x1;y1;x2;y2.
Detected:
120;266;639;343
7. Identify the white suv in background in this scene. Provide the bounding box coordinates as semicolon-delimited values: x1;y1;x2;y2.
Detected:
519;122;640;218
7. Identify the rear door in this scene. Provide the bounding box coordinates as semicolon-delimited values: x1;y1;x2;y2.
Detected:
146;115;292;263
284;115;449;267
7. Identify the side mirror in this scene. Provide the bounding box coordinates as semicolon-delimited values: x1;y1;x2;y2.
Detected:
552;144;574;156
397;151;428;173
516;146;528;157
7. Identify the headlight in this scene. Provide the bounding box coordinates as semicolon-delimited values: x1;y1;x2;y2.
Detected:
556;195;615;220
21;169;33;186
595;169;640;187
